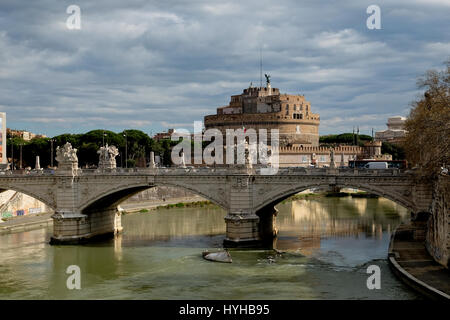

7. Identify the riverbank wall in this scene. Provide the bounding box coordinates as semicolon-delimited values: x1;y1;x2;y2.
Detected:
425;174;449;268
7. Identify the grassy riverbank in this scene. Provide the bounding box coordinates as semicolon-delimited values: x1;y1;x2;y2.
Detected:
122;200;218;214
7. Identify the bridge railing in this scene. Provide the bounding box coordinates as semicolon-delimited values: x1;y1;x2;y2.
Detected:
0;166;412;177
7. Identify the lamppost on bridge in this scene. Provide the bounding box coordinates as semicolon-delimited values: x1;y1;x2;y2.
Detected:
123;133;128;168
9;137;14;171
19;142;23;169
50;138;55;168
102;130;107;147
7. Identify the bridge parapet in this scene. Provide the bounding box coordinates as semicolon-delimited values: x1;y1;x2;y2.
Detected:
0;166;414;177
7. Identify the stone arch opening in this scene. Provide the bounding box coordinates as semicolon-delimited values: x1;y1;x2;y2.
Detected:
62;182;228;245
255;184;414;216
0;186;56;216
252;183;414;245
79;182;227;214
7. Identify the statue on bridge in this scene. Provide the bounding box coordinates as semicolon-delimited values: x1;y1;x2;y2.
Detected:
329;148;336;169
55;142;79;175
97;144;119;170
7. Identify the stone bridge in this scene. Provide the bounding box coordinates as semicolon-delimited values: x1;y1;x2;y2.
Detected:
0;165;433;247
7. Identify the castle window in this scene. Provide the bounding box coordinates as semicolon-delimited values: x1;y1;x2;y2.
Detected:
286;104;289;110
300;114;303;119
293;104;296;110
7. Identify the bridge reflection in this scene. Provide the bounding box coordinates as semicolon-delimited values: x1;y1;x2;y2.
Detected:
274;197;408;254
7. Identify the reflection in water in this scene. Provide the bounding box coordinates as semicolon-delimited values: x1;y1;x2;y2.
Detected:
0;197;419;300
275;197;405;256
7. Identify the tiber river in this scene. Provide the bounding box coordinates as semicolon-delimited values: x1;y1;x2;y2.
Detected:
0;195;421;299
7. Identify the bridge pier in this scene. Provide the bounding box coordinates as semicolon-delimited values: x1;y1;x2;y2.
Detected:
50;207;122;244
224;213;260;247
223;206;278;248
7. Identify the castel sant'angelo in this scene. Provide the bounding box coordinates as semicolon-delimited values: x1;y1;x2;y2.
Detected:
204;74;320;147
204;75;387;167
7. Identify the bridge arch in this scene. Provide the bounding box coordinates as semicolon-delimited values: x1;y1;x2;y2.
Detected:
78;181;228;214
0;184;56;210
254;182;416;215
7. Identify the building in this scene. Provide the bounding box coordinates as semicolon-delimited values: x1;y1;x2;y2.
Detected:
375;116;407;144
204;75;320;147
7;128;47;141
153;129;175;141
0;113;5;165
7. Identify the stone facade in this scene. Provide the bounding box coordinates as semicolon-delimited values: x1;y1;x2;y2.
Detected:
278;145;363;167
375;116;407;144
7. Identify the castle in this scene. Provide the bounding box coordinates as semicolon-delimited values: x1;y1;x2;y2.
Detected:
204;74;320;147
204;76;387;167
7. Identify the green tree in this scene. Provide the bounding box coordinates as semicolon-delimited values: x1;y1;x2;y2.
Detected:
320;133;372;146
381;142;405;160
6;129;177;169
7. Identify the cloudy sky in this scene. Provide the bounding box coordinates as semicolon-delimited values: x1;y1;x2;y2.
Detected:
0;0;449;137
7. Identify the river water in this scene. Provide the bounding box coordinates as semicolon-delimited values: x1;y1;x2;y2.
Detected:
0;196;420;299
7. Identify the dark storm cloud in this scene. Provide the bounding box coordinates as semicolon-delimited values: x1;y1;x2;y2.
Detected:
0;0;449;136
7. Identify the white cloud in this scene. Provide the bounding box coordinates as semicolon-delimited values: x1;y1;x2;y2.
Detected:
0;0;448;136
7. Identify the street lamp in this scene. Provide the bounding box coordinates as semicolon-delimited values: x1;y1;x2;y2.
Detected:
19;143;23;169
50;138;55;168
123;133;128;168
102;130;107;147
9;137;14;171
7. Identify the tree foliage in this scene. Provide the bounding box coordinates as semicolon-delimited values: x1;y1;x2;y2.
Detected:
320;133;372;146
6;129;175;168
381;142;405;160
403;59;450;178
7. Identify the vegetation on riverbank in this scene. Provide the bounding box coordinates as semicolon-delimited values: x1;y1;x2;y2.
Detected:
122;200;219;215
155;200;217;210
280;193;324;203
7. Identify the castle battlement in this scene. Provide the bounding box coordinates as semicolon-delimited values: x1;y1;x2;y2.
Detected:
279;145;363;154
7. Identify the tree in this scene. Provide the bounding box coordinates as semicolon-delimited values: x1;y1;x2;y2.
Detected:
319;133;372;146
5;129;176;169
381;142;405;160
403;59;450;177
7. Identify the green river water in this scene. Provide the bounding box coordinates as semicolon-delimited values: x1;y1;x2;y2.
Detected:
0;196;421;299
